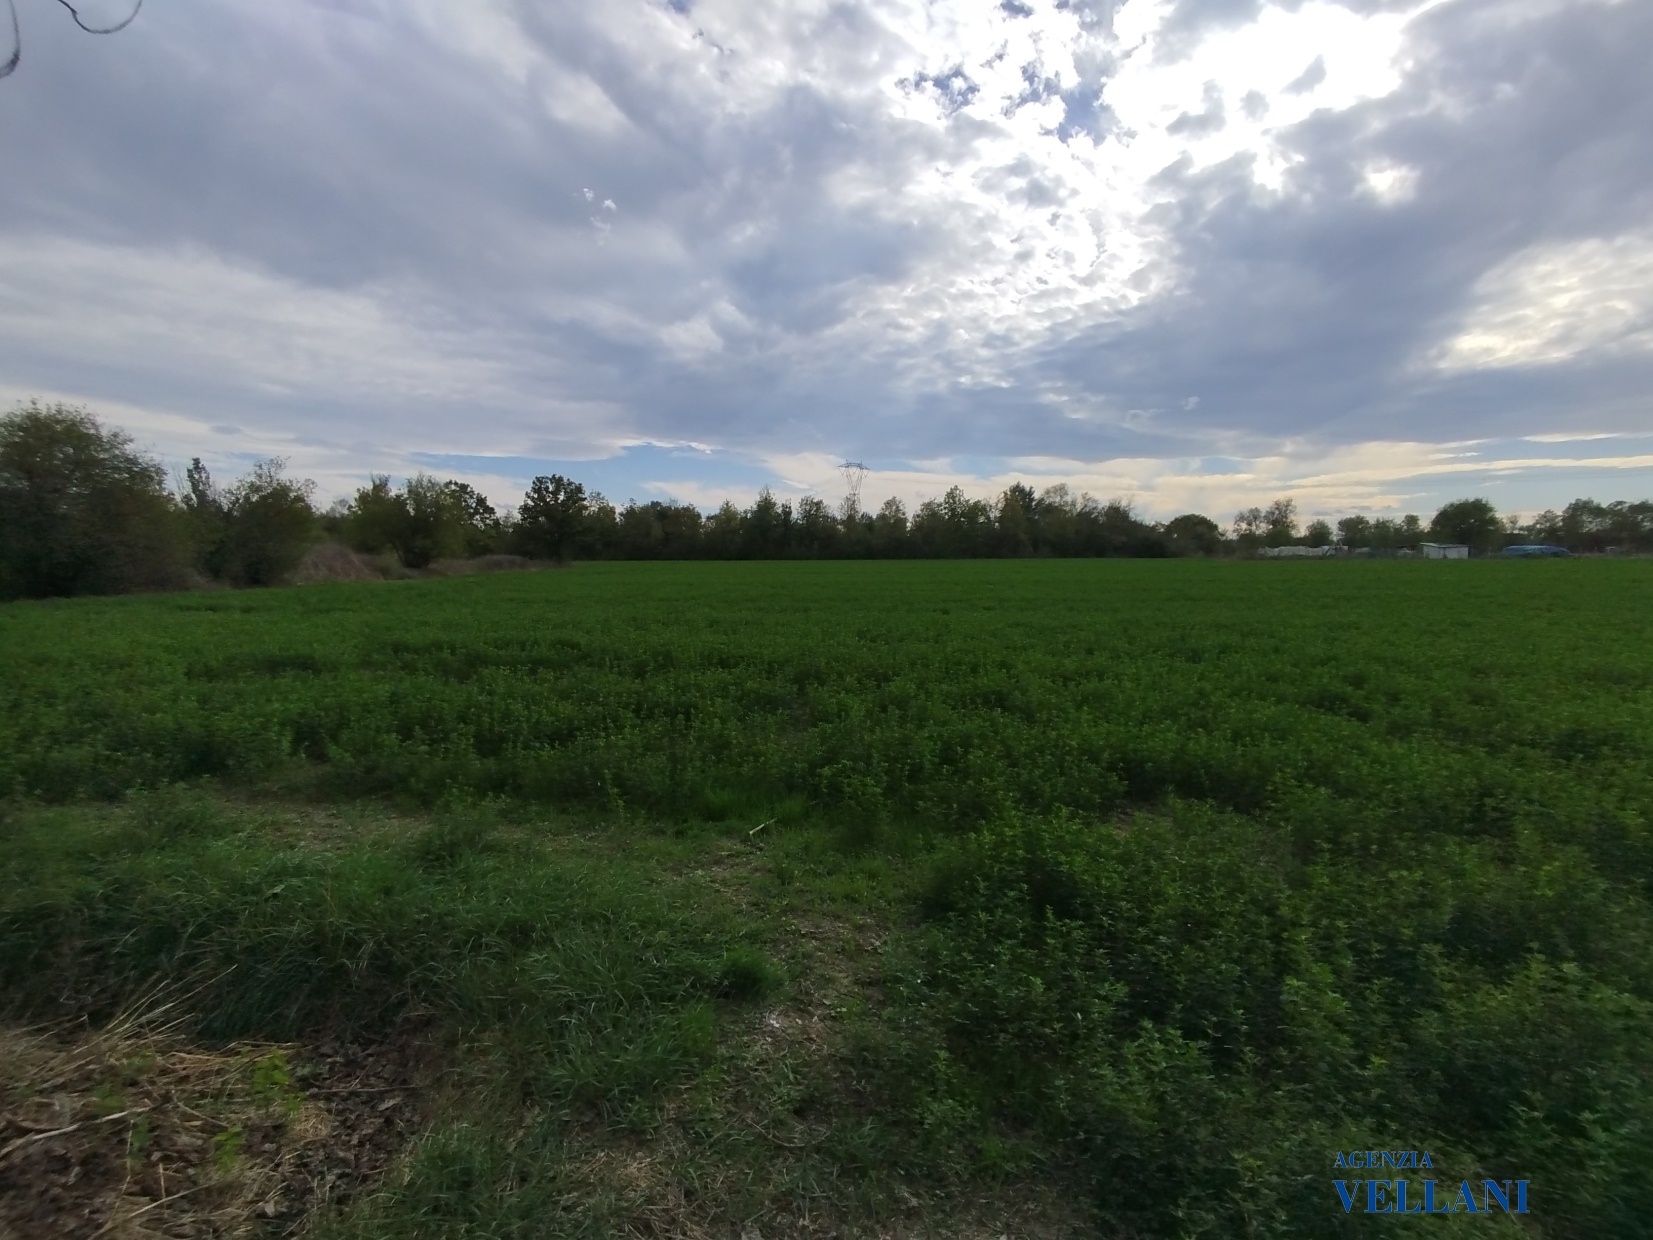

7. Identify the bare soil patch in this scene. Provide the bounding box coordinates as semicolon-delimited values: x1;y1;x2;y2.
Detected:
0;1012;424;1239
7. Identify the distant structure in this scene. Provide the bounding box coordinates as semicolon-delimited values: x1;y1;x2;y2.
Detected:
1258;545;1337;559
839;461;869;517
1421;543;1470;560
1502;544;1571;558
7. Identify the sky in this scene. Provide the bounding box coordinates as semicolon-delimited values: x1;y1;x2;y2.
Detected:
1;0;1650;524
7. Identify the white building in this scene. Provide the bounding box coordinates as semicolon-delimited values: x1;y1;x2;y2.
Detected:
1259;545;1337;558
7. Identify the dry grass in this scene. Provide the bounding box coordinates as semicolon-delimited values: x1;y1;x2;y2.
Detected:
0;997;421;1240
287;545;381;586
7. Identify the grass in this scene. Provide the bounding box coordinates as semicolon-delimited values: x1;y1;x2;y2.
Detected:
2;559;1650;1236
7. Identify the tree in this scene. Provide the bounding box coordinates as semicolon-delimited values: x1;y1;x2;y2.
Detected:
584;492;619;557
1560;498;1610;553
871;497;908;556
1336;515;1372;548
442;480;504;557
1429;497;1501;552
342;476;407;557
795;495;838;556
1262;497;1298;547
703;500;744;558
997;482;1038;555
218;459;318;586
1305;519;1333;547
1601;500;1653;552
1164;513;1221;555
516;474;588;561
396;474;468;568
616;499;703;559
1073;496;1163;557
0;400;189;598
744;488;787;557
180;457;230;578
1232;506;1266;549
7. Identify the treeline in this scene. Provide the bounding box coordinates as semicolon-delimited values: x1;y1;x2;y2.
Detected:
3;401;1650;600
1233;495;1653;553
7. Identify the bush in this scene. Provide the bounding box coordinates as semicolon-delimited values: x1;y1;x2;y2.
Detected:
0;400;191;599
889;810;1653;1236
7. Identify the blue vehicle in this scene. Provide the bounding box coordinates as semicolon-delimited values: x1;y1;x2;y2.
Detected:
1502;544;1571;557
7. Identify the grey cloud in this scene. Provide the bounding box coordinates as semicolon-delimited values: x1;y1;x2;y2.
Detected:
1284;55;1325;95
2;0;1651;497
1035;0;1653;454
1166;81;1225;136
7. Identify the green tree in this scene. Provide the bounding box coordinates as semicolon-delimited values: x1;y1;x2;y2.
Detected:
743;488;787;557
1038;485;1080;554
703;500;744;558
1262;497;1298;547
1231;506;1265;550
1164;513;1221;555
395;474;467;568
912;486;993;557
218;459;317;586
180;457;230;578
1305;519;1333;547
1559;498;1610;552
1336;514;1371;548
584;492;619;557
442;480;504;557
0;400;189;598
516;474;588;561
997;482;1038;555
795;496;838;556
342;475;408;557
871;497;909;557
1429;497;1501;552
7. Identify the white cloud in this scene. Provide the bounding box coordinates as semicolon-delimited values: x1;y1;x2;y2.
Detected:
1438;230;1653;370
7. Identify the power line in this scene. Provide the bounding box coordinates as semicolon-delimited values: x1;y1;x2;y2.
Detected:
1;0;143;80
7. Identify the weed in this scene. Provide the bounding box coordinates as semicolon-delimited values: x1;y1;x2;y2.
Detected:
211;1125;245;1173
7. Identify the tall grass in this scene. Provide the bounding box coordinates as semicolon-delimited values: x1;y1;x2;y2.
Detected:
0;789;774;1129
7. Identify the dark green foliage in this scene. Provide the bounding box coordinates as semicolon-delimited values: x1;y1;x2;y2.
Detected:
179;456;319;585
1525;498;1653;553
0;400;191;598
1233;497;1300;549
515;474;588;561
894;809;1651;1236
1430;497;1503;551
0;793;736;1117
337;474;498;568
715;945;781;1000
215;458;318;585
1165;512;1222;554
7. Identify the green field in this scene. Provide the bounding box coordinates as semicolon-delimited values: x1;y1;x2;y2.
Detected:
3;560;1651;1237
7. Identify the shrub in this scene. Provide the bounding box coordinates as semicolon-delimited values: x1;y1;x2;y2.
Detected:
0;400;191;599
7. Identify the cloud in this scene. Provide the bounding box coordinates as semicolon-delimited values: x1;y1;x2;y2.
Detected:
1283;54;1326;94
1167;81;1226;136
0;0;1648;517
1437;230;1653;371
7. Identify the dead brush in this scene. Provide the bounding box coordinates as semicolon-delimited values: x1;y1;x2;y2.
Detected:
0;984;397;1239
